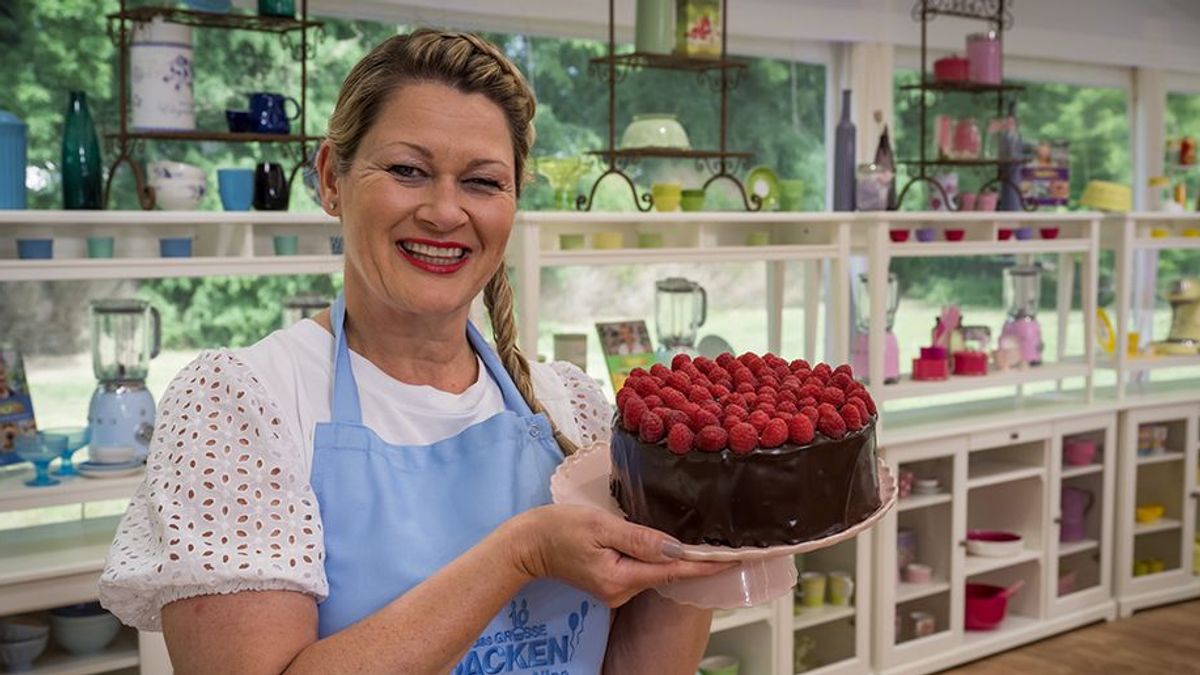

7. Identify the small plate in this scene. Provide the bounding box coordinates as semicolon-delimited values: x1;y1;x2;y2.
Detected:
551;443;896;608
77;460;145;479
745;165;780;210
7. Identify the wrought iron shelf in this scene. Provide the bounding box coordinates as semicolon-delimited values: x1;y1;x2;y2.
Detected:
588;148;754;161
106;6;322;34
900;81;1024;94
901;158;1025;167
106;130;323;144
588;52;747;73
913;0;1014;28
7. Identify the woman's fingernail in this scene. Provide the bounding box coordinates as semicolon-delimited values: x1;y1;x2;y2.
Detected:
662;539;684;559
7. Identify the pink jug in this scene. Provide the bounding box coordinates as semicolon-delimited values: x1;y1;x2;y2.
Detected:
1060;487;1094;543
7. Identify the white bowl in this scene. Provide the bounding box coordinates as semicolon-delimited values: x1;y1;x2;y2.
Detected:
0;615;49;642
965;531;1024;558
50;612;120;656
154;183;206;210
89;445;136;464
148;161;205;182
0;634;48;671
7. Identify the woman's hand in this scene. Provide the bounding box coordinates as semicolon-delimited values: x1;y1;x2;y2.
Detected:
501;504;734;607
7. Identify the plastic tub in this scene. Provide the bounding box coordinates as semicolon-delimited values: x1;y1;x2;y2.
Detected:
17;238;52;259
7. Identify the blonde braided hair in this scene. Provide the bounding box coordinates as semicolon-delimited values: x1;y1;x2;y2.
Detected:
326;29;577;457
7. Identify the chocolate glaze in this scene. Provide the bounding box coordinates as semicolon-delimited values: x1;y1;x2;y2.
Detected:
610;418;881;547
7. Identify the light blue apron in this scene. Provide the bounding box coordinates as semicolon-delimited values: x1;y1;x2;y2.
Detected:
310;294;610;674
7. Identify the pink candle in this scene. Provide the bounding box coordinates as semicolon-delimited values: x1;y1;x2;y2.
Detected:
967;32;1001;84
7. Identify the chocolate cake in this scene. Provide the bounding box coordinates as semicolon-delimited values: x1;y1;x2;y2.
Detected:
609;352;881;548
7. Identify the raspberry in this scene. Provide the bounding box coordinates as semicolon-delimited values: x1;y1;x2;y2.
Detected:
701;400;723;417
830;373;854;390
657;407;689;430
759;375;780;390
689;384;713;403
650;363;671;379
757;385;778;398
761;418;788;448
756;390;777;404
804;375;825;389
628;367;650;380
787;414;815;444
834;363;854;379
732;368;757;387
840;403;864;431
778;389;798;405
708;384;731;399
660;387;688;409
622;397;648;431
691;409;719;432
738;352;763;370
778;400;798;414
846;396;869;421
773;364;792;381
798;396;818;409
748;409;771;432
793;369;813;383
742;392;758;407
736;381;756;395
693;356;715;374
821;387;846;407
813;363;833;380
799;383;823;400
666;424;694;455
666;371;691;392
800;405;819;423
776;411;795;423
679;402;700;419
616;387;636;411
671;353;693;370
763;353;787;368
859;389;878;415
781;376;802;391
790;358;811;372
817;409;847;439
715;352;736;369
695;425;728;452
719;393;743;408
755;402;777;416
630;376;659;397
728;422;758;454
643;394;663;409
639;411;666;443
722;415;742;431
724;404;748;421
817;402;839;418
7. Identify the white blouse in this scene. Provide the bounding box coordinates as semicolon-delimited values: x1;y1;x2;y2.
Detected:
98;327;613;631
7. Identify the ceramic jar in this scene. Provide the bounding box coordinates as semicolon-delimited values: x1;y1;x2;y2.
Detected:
635;0;675;54
620;114;689;149
131;18;195;130
967;32;1001;84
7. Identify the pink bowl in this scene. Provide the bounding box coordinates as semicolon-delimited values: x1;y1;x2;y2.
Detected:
1040;227;1060;239
890;229;910;243
945;229;966;241
997;228;1013;240
965;583;1008;630
1063;439;1097;466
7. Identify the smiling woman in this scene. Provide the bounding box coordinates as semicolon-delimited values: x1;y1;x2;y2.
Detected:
97;29;730;675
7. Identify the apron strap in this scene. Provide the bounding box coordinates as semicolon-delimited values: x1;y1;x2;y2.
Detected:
466;322;534;417
329;293;364;425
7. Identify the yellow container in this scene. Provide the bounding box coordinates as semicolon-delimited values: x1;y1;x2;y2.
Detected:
592;231;623;249
1135;503;1164;523
651;182;682;212
1080;180;1132;212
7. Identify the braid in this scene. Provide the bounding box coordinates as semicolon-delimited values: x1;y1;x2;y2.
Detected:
484;267;579;457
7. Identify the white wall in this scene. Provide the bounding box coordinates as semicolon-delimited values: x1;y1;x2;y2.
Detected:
310;0;1200;76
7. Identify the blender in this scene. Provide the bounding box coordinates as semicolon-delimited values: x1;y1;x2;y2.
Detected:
655;277;706;357
1156;278;1200;355
1000;264;1044;366
87;299;160;462
851;273;900;384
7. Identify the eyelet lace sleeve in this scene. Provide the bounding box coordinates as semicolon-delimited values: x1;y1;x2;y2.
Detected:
99;351;327;631
548;362;613;449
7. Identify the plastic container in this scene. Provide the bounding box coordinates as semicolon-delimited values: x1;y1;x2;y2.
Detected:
915;227;937;242
964;583;1008;630
1063;438;1097;466
997;228;1014;241
1040;227;1060;239
912;357;949;380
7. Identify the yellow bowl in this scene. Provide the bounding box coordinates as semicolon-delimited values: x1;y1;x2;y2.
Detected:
592;231;623;249
1135;504;1164;523
1080;180;1132;212
1183;228;1200;238
1150;227;1171;239
651;182;682;212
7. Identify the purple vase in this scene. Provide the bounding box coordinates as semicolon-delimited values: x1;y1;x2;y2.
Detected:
1060;487;1094;543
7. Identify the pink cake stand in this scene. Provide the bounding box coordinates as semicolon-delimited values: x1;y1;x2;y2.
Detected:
550;444;897;609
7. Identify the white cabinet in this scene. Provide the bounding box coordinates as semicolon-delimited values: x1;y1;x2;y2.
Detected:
1115;402;1200;616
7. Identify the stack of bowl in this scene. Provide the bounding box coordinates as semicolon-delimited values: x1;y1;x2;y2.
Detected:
0;615;49;672
49;603;121;657
148;161;207;211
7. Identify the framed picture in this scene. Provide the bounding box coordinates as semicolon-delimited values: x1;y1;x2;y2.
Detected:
0;345;38;465
595;320;657;391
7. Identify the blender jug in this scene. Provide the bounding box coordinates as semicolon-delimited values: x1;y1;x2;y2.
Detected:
655;277;707;352
1000;264;1043;366
91;299;160;383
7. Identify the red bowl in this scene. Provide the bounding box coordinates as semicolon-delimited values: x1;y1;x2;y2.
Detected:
1040;227;1060;239
965;583;1009;631
997;228;1013;240
945;229;966;241
889;229;910;243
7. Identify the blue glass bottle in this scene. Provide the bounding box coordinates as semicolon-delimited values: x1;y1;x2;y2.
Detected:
61;91;103;209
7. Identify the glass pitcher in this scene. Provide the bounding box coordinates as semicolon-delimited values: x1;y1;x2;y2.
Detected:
853;272;899;332
655;277;707;351
91;299;160;384
1003;265;1042;320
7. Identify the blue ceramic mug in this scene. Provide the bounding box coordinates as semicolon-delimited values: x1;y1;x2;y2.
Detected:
218;168;254;211
248;93;300;135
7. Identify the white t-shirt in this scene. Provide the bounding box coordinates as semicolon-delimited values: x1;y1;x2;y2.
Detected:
99;320;612;631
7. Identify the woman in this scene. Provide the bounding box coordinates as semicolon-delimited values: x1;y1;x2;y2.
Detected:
100;30;731;674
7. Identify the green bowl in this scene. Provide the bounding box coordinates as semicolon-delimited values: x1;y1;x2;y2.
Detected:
681;189;706;212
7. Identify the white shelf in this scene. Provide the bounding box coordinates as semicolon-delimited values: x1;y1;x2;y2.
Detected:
0;468;142;513
896;579;950;604
0;255;341;281
887;238;1089;258
1133;517;1182;536
960;613;1041;647
877;362;1091;402
539;244;837;266
1061;463;1103;479
880;212;1101;224
791;604;856;632
1136;451;1187;465
897;492;952;512
0;517;120;588
520;210;849;225
967;459;1045;489
964;548;1042;577
1058;539;1099;557
0;210;336;226
1094;354;1200;372
1132;237;1200;251
710;605;773;634
26;630;138;675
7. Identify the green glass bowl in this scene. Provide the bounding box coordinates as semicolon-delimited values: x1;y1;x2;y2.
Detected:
620;114;690;149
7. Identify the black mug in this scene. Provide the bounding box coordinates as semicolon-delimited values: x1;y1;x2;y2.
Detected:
253;162;289;211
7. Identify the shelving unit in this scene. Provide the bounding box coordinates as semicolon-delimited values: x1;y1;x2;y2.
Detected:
780;534;873;675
